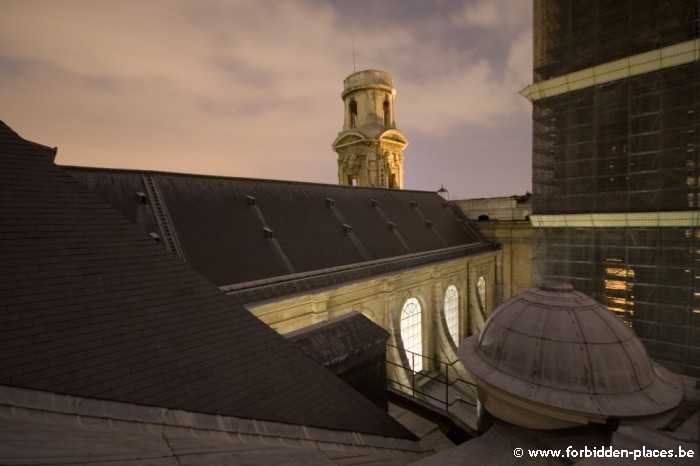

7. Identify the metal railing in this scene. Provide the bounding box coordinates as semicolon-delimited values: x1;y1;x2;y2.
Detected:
386;343;477;415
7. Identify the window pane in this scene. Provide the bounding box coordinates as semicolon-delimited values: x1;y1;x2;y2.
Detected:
444;285;459;346
477;276;487;313
400;298;422;372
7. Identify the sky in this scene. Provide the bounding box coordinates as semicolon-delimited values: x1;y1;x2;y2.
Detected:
1;0;533;199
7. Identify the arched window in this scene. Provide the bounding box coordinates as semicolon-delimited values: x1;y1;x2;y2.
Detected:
383;99;390;126
400;297;422;372
349;100;357;128
477;276;487;313
444;285;459;345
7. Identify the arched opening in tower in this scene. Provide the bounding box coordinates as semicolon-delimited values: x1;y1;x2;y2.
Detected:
350;100;357;128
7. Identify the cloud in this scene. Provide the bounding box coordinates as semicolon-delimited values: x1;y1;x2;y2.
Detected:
0;0;532;196
399;60;514;135
455;0;532;34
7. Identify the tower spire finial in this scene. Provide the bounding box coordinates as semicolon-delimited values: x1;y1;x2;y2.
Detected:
352;40;356;73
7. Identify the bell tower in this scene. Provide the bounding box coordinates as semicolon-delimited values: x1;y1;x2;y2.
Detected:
331;70;408;189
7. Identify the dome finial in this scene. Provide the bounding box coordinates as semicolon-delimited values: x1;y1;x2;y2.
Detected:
539;280;573;292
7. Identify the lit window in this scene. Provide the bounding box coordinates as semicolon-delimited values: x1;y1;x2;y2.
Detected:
477;276;487;312
444;285;459;345
604;258;635;325
400;297;422;372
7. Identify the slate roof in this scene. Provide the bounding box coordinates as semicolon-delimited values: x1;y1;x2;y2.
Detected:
65;166;489;287
0;120;414;439
286;311;389;367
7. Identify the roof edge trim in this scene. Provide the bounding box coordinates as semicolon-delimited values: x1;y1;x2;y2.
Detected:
220;242;496;293
0;384;427;454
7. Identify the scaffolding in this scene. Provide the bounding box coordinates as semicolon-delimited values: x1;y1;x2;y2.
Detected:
534;0;698;81
532;0;700;377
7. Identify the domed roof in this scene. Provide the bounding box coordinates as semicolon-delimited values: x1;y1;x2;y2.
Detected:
459;282;682;420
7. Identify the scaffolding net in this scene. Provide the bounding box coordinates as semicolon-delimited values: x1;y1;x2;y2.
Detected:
532;0;700;377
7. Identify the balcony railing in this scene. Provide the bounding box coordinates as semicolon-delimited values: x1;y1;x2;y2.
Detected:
386;343;476;415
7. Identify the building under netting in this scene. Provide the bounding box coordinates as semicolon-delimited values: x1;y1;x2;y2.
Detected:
521;0;699;377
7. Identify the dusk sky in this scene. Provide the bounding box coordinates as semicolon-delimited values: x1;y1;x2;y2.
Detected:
1;0;533;199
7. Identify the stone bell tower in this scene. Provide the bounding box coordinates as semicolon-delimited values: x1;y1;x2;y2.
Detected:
331;70;408;189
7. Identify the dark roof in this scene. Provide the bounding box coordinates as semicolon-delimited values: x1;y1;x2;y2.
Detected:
286;311;389;367
65;166;488;287
0;120;414;439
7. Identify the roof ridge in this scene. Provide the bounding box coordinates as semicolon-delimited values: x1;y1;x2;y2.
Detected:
60;164;444;194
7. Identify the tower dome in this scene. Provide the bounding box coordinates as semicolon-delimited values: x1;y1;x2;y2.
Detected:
459;282;683;429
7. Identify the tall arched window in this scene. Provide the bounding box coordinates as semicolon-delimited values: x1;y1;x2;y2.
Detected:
477;276;487;313
444;285;459;345
383;99;390;126
400;298;422;372
349;100;357;128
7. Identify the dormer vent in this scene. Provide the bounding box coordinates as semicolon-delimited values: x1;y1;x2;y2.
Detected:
149;232;160;242
136;192;147;204
342;224;352;233
387;221;397;230
263;227;274;239
371;199;380;207
246;196;256;206
410;201;418;208
425;220;434;228
326;197;335;207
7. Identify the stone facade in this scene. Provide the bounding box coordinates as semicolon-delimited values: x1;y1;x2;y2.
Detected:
452;194;532;222
452;195;534;306
470;221;533;306
332;70;408;189
245;251;499;396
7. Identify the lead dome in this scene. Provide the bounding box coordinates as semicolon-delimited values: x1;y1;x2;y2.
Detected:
459;282;683;429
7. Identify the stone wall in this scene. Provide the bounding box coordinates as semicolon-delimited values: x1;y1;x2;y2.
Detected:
245;251;500;397
473;222;533;306
452;197;534;305
453;195;532;222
